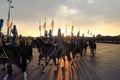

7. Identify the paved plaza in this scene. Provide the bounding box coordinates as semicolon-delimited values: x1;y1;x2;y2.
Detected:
0;43;120;80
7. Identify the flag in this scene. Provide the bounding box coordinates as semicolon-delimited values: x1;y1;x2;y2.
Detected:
65;27;67;33
79;30;80;36
71;23;74;36
51;20;54;36
39;20;41;36
71;26;73;36
0;19;4;31
49;29;52;37
71;22;74;35
65;24;67;35
90;32;92;36
43;21;46;31
51;20;54;29
77;31;80;37
87;30;89;34
51;15;54;29
71;21;74;33
82;33;84;37
9;22;13;29
39;24;41;31
71;25;74;32
11;25;18;35
6;19;10;27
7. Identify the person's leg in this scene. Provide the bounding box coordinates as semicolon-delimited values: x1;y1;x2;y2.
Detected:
3;59;12;80
22;58;28;79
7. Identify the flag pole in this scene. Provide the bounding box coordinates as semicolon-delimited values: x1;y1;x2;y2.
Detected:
44;17;46;30
71;21;74;37
44;17;46;37
52;15;54;36
39;20;41;37
7;0;14;43
79;26;80;37
65;24;67;36
87;29;89;37
9;22;12;37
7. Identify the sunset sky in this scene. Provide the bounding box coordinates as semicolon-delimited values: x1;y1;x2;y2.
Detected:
0;0;120;37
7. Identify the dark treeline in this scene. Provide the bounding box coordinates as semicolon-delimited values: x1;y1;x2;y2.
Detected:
95;34;120;44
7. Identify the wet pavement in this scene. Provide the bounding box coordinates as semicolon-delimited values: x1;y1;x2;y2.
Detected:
0;43;120;80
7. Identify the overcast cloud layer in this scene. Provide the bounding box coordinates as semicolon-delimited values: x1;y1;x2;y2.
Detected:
0;0;120;36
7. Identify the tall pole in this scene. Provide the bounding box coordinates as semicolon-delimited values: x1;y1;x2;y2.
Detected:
51;15;54;36
71;21;74;37
39;20;41;37
44;17;46;36
7;0;13;42
7;0;11;39
65;24;67;36
87;27;89;38
79;27;80;37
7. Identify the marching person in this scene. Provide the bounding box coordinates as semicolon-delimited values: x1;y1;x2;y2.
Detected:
0;19;12;80
89;38;96;57
55;29;66;68
11;25;28;79
48;29;53;44
0;37;12;80
11;25;20;65
19;36;28;80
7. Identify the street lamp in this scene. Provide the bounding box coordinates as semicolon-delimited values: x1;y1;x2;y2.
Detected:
7;0;14;42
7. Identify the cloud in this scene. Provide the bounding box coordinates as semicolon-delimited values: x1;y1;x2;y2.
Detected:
0;0;120;36
2;0;119;26
59;5;79;16
88;0;94;4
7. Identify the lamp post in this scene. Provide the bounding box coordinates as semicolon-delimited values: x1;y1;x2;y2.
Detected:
7;0;14;42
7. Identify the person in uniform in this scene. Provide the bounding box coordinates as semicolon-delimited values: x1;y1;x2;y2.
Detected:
0;19;12;80
89;38;96;57
54;29;66;68
48;29;53;44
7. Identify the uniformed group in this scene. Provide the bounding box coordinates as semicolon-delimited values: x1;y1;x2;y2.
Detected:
0;18;96;80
